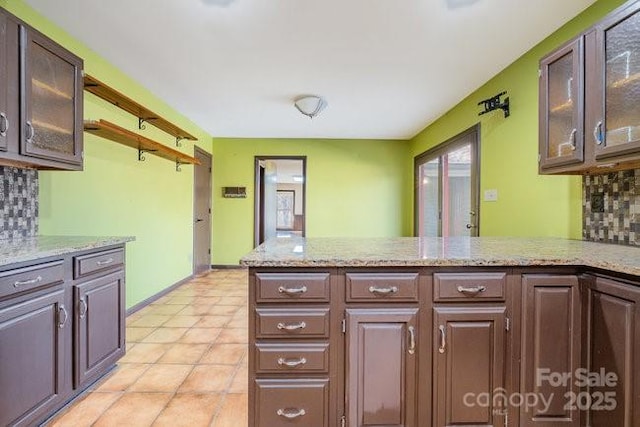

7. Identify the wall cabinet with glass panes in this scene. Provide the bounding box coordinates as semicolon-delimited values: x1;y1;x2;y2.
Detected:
539;0;640;175
0;7;83;171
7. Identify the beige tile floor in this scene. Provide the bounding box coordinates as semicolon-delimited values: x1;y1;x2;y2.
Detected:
47;269;249;427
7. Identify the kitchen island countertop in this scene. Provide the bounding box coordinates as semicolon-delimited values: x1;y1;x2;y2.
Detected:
240;236;640;276
0;235;135;267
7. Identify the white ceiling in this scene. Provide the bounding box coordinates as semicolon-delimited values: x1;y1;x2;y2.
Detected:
25;0;595;140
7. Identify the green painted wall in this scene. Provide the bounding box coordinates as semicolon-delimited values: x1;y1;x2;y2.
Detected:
409;0;626;239
0;0;212;308
211;138;410;265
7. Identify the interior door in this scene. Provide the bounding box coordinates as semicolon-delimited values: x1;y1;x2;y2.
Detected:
415;126;480;237
193;146;212;275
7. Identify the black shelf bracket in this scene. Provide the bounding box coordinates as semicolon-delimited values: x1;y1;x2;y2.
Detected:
176;136;185;147
478;91;510;118
138;148;158;162
176;160;184;172
138;117;158;131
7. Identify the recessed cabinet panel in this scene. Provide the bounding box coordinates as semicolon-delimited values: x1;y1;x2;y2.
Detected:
540;38;584;170
255;379;328;427
0;11;8;152
0;289;66;427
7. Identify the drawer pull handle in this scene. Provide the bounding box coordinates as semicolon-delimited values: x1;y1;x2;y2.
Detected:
58;305;68;329
25;121;34;143
368;286;398;295
277;357;307;367
13;275;43;288
408;326;416;355
79;298;88;319
96;258;114;266
278;285;307;295
457;285;486;295
277;321;307;331
0;112;8;137
438;325;446;354
277;408;306;419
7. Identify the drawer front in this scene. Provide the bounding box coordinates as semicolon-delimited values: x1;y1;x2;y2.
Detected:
74;248;124;279
346;272;419;302
434;272;506;302
256;308;330;339
256;273;330;303
255;379;328;427
256;343;329;374
0;260;64;299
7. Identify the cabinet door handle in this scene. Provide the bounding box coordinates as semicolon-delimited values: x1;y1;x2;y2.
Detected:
277;321;306;331
569;128;577;151
368;285;398;295
408;325;416;355
457;285;486;295
594;121;603;145
58;305;68;329
277;357;307;367
278;285;307;295
438;325;446;354
277;408;306;419
79;298;88;319
13;275;42;288
0;112;8;137
25;121;34;143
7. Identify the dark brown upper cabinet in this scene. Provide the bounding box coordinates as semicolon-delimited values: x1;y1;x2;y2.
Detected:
539;0;640;174
0;6;83;170
539;38;585;170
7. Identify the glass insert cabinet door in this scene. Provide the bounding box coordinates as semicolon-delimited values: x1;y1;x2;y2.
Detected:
415;127;479;237
595;3;640;159
539;37;584;169
21;26;82;164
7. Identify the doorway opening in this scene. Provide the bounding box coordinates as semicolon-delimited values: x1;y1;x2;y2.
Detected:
414;125;480;237
193;146;212;275
254;156;306;247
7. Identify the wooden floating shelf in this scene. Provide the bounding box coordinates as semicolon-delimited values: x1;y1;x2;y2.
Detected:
550;99;573;114
611;72;640;89
84;119;200;171
83;74;197;144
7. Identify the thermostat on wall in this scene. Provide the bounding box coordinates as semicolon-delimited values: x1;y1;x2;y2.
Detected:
222;187;247;198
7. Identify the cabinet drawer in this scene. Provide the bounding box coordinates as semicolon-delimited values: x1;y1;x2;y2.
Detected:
434;272;506;302
74;248;124;279
256;343;329;374
256;308;330;339
256;273;330;303
255;379;328;427
346;272;419;302
0;260;64;299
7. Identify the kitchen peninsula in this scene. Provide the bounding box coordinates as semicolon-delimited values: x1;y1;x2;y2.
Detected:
241;236;640;427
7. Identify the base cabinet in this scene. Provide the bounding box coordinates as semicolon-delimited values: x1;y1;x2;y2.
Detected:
345;308;418;427
433;306;506;427
586;276;640;426
74;271;125;388
0;289;67;427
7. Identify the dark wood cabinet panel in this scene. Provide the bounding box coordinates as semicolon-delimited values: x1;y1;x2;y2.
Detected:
433;272;506;302
256;307;330;339
345;272;419;302
255;379;329;427
586;276;640;426
74;270;125;388
345;308;418;427
0;288;67;427
521;275;581;426
0;11;8;152
255;272;330;303
433;305;506;427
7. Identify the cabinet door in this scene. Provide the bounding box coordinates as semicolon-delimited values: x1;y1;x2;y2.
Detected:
0;289;67;427
539;37;584;170
586;277;640;426
593;2;640;160
74;271;125;388
0;11;8;152
345;308;418;427
20;25;82;165
521;275;581;426
433;306;506;427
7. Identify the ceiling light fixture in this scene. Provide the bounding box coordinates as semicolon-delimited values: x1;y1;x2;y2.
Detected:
294;95;327;119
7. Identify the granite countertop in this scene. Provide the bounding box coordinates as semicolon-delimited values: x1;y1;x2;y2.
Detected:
0;235;135;267
240;236;640;277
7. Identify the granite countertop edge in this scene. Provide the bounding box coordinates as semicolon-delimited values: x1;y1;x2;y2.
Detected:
0;235;136;267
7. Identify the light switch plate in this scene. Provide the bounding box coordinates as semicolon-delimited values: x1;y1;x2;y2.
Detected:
484;189;498;202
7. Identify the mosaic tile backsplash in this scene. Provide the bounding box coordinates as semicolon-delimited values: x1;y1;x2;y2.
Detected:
583;169;640;246
0;166;38;240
